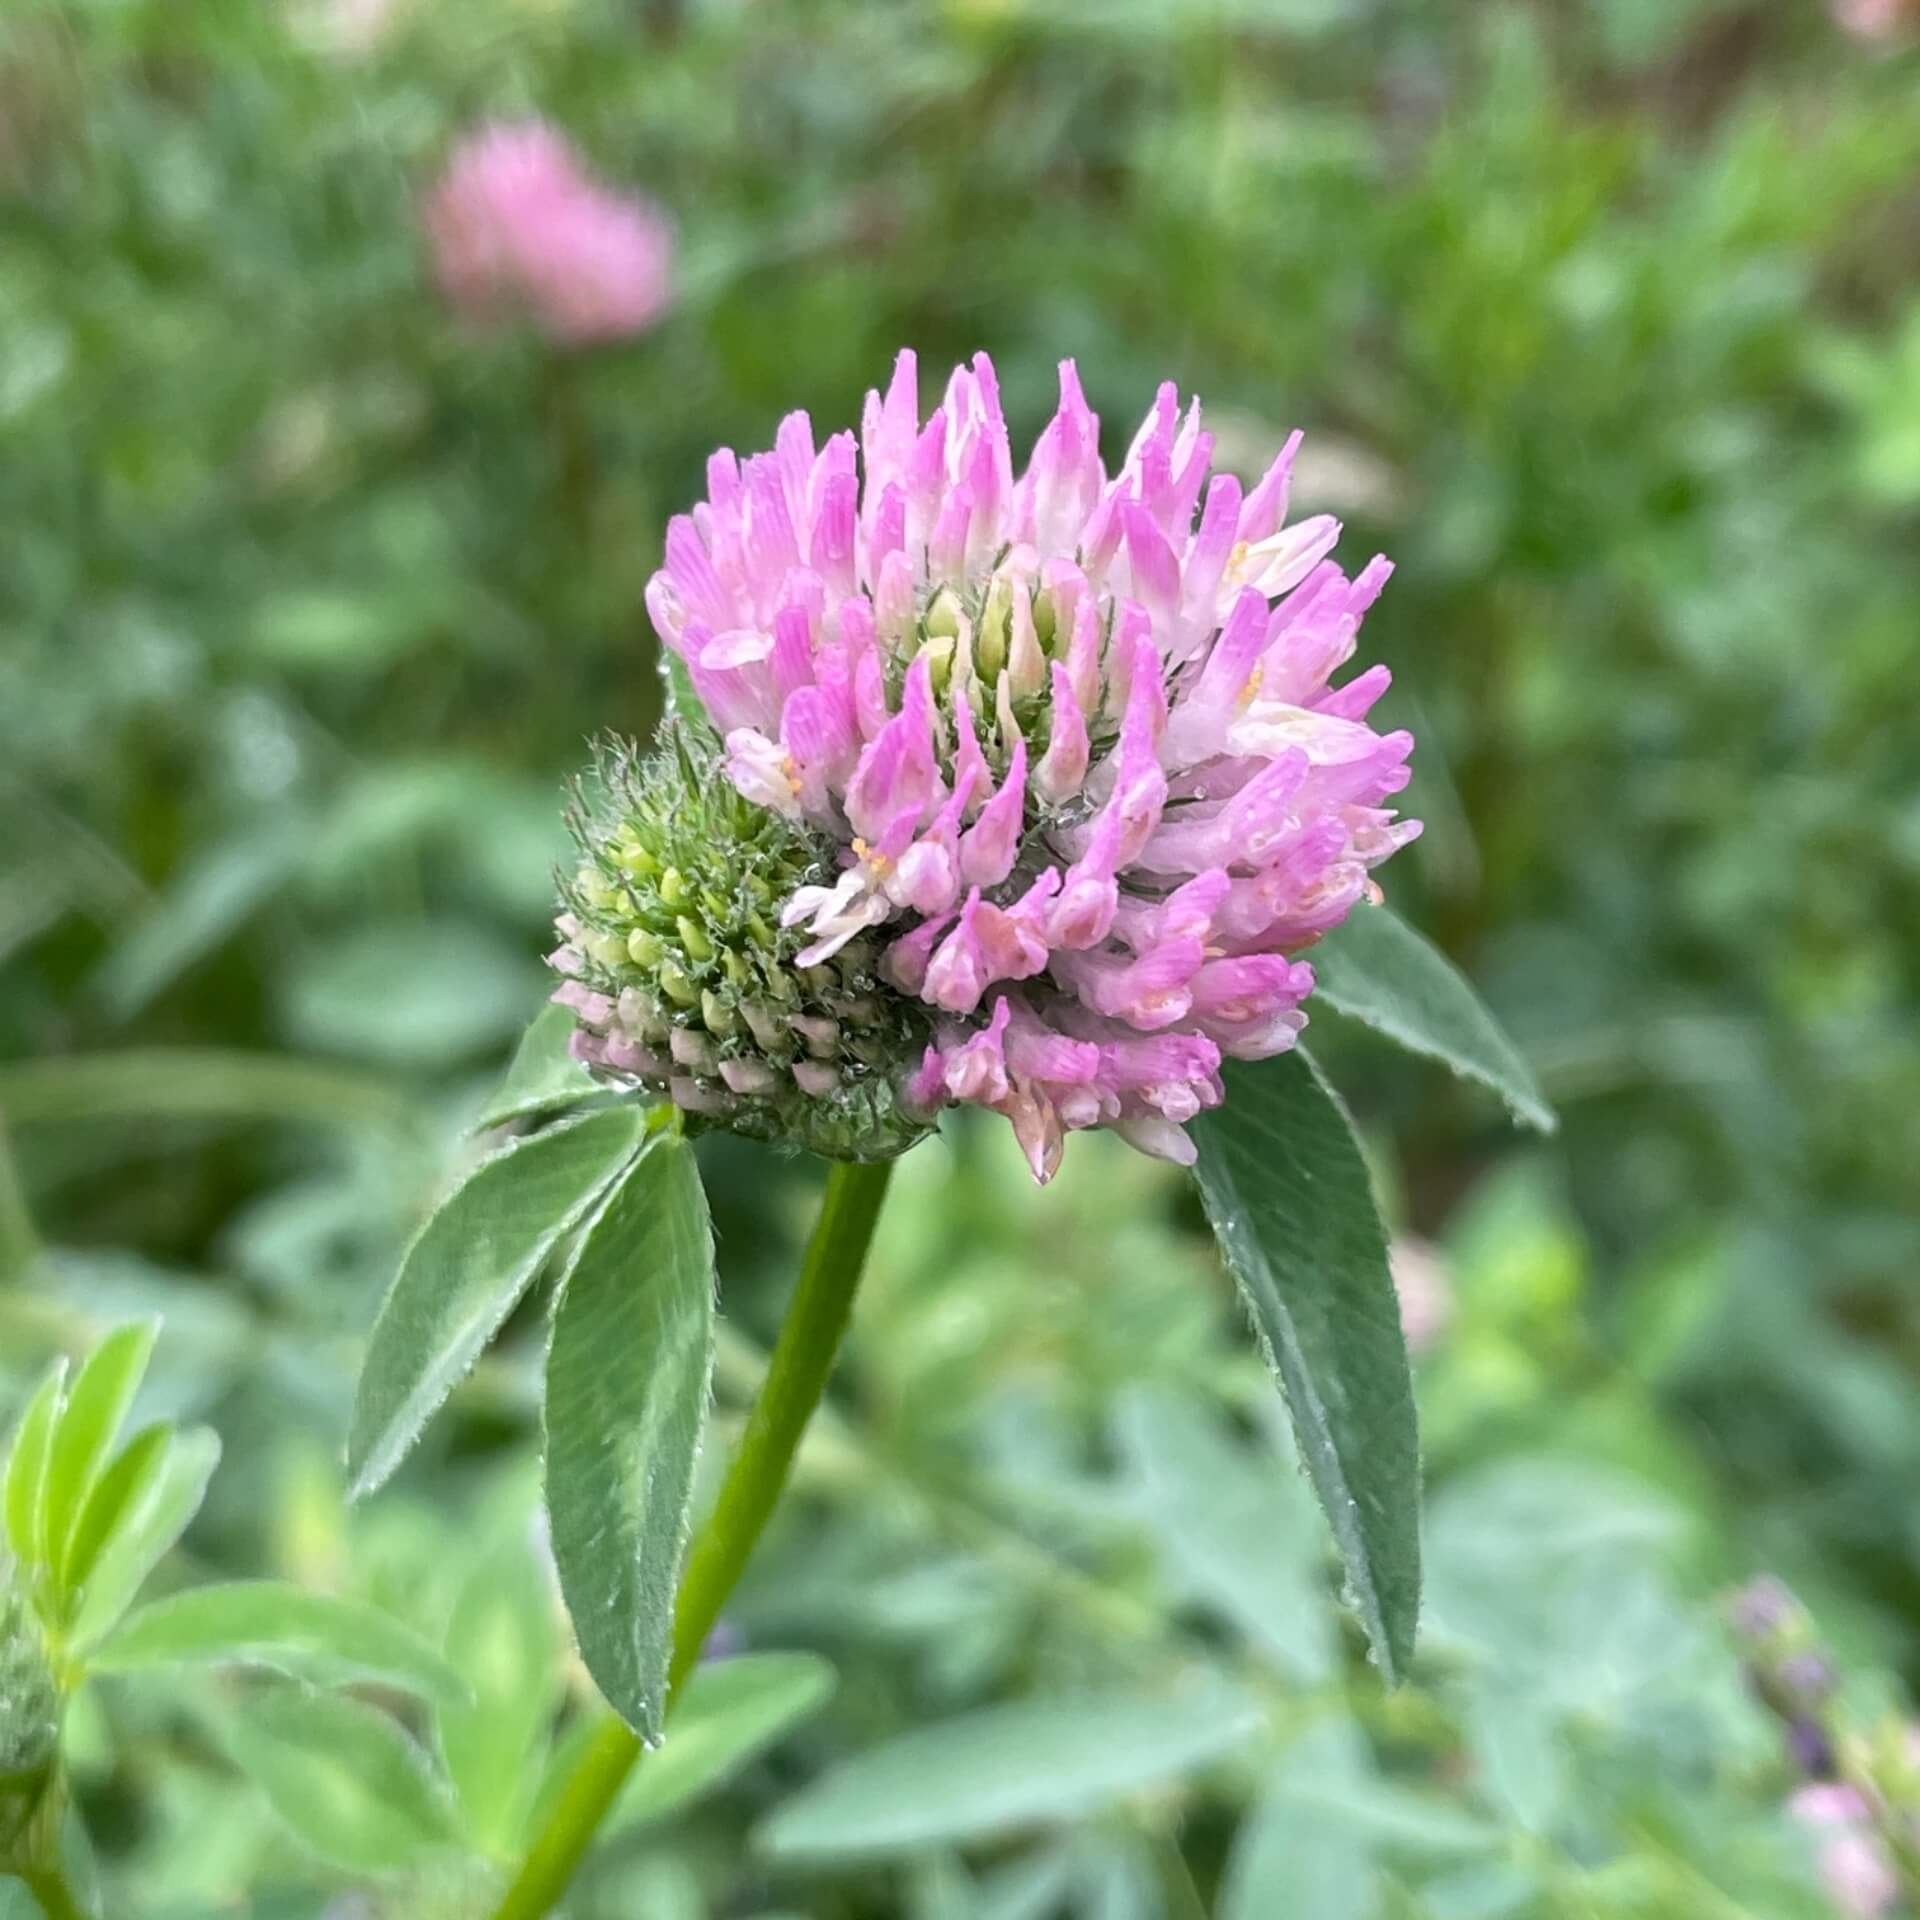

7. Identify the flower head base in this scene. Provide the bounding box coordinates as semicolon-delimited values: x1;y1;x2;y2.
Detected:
638;351;1419;1180
426;121;673;347
552;728;933;1161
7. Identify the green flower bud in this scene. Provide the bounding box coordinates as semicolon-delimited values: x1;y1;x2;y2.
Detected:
551;726;933;1162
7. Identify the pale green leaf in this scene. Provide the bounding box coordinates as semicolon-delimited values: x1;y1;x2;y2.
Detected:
612;1652;836;1833
1073;1840;1165;1920
348;1104;651;1501
1419;1863;1545;1917
757;1685;1264;1859
471;1001;600;1132
974;1846;1079;1920
439;1537;564;1851
69;1427;220;1652
61;1420;170;1599
1310;904;1555;1133
545;1135;715;1741
92;1579;469;1711
1114;1386;1333;1683
1189;1051;1421;1682
42;1320;158;1571
220;1686;460;1874
1275;1777;1502;1855
4;1359;67;1567
1224;1725;1380;1920
1465;1682;1566;1834
1223;1801;1377;1920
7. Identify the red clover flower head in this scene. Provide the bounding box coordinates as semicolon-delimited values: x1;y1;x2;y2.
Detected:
559;352;1420;1179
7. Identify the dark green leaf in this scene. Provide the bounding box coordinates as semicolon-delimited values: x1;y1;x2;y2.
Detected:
91;1579;470;1711
1189;1051;1421;1682
612;1652;836;1832
544;1135;715;1742
757;1685;1264;1859
220;1686;460;1874
348;1104;650;1501
1311;905;1555;1133
472;1001;601;1132
90;822;301;1022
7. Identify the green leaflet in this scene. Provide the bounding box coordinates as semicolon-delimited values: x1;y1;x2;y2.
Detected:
92;1580;470;1711
471;1001;601;1133
41;1320;158;1573
219;1687;460;1874
1189;1050;1422;1683
1310;904;1555;1133
543;1134;715;1742
347;1103;651;1501
439;1536;565;1852
611;1652;836;1833
68;1427;221;1653
758;1684;1264;1859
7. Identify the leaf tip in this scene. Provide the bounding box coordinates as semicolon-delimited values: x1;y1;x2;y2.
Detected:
342;1456;385;1509
341;1420;394;1507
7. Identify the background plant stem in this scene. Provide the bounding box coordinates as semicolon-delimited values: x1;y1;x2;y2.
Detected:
490;1154;894;1920
0;1110;39;1286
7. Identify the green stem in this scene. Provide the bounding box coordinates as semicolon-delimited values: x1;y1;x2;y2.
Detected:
491;1155;894;1920
19;1864;85;1920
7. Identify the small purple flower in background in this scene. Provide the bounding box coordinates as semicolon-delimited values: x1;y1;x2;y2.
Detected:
1791;1786;1900;1919
1833;0;1919;40
1730;1575;1800;1642
426;121;672;347
636;351;1418;1179
1727;1577;1919;1918
701;1619;747;1662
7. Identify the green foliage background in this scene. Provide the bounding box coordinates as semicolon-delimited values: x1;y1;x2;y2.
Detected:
2;0;1918;1913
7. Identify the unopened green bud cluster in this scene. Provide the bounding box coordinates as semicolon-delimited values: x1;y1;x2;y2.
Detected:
0;1574;58;1861
550;728;932;1161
